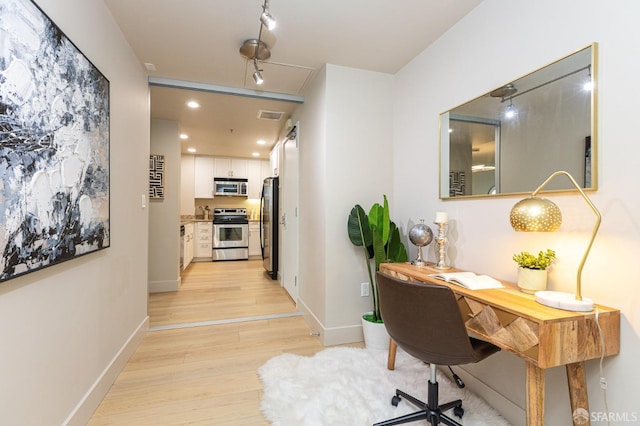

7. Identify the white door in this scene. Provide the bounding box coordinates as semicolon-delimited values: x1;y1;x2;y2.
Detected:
281;124;299;302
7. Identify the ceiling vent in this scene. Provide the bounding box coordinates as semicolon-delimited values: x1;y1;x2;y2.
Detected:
257;110;285;121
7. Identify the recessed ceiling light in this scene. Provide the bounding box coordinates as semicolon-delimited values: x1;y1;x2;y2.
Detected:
187;148;196;153
252;152;260;157
186;101;200;109
180;133;189;140
257;139;266;145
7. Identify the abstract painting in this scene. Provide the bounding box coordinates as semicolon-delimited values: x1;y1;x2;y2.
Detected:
0;0;110;283
149;155;165;199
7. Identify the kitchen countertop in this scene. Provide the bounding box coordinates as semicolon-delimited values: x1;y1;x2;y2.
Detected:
180;217;212;226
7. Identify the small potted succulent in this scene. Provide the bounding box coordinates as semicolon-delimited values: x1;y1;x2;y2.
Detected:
512;249;556;294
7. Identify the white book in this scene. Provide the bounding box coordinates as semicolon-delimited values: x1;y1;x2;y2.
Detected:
428;271;503;290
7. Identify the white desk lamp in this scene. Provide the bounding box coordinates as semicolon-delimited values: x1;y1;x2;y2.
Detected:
509;171;599;312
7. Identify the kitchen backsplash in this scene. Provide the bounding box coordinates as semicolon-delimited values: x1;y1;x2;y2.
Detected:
195;197;261;220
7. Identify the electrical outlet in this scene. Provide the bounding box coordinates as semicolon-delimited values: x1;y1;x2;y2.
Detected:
361;282;370;297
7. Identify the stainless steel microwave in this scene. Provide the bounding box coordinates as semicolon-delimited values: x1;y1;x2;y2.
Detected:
214;178;248;196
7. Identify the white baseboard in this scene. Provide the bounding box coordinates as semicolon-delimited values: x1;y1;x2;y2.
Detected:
297;299;364;346
63;316;149;425
149;277;180;292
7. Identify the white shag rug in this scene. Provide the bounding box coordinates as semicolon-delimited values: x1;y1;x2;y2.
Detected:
258;347;511;426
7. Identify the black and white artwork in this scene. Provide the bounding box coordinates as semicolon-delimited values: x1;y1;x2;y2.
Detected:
584;136;592;188
0;0;110;283
149;155;165;199
449;171;466;197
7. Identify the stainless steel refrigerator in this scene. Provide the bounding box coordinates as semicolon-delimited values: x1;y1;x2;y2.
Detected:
260;177;278;280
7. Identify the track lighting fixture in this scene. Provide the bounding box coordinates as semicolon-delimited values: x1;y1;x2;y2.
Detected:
505;98;516;119
489;84;517;99
493;64;593;117
261;1;276;31
253;70;264;85
239;0;277;86
583;65;593;91
253;58;264;84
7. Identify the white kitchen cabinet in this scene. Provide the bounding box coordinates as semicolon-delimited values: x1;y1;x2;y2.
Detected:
183;223;194;269
194;221;213;260
249;222;261;257
247;159;269;199
214;157;248;178
194;156;215;198
250;159;272;199
261;159;272;180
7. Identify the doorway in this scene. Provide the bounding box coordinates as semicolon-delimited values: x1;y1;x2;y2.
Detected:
280;123;299;302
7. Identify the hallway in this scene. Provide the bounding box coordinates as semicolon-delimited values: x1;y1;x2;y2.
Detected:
88;260;325;425
148;260;298;328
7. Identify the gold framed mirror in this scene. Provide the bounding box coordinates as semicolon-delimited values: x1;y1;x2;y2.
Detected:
439;43;597;199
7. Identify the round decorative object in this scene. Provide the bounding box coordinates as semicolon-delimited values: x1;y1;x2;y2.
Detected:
409;222;433;247
409;222;433;266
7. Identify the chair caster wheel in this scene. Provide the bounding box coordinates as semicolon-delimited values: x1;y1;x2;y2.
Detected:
391;395;401;407
453;406;464;418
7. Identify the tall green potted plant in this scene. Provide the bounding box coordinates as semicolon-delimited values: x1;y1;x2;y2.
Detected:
347;195;408;348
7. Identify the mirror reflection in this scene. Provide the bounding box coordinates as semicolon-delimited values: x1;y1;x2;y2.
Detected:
440;44;596;199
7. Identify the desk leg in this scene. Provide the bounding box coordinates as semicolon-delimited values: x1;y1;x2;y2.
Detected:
526;362;545;426
387;339;397;370
566;361;590;426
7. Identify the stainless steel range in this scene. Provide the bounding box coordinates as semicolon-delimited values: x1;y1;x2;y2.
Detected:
212;208;249;261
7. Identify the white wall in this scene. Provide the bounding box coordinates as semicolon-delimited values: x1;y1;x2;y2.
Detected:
324;65;395;330
181;154;195;215
297;65;328;331
297;64;395;345
0;0;150;424
149;119;181;292
393;0;640;424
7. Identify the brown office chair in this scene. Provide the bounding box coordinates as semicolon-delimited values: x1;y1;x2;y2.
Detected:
374;272;500;426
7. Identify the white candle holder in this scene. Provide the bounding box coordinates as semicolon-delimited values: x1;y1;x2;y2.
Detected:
434;222;450;269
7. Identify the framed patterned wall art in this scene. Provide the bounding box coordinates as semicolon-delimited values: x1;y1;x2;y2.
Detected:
449;171;466;197
149;155;165;199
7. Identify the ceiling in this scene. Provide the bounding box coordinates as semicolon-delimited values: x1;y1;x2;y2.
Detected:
104;0;483;158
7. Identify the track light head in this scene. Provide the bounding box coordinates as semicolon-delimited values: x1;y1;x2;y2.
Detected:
505;100;516;119
261;9;276;30
253;67;264;85
240;1;277;86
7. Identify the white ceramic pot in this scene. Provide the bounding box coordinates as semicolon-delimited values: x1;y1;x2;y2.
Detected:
361;313;390;350
517;267;548;294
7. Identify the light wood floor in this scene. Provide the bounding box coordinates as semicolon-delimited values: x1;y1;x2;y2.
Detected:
148;259;298;327
88;260;346;425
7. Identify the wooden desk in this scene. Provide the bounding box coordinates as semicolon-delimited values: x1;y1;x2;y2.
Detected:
380;262;620;426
